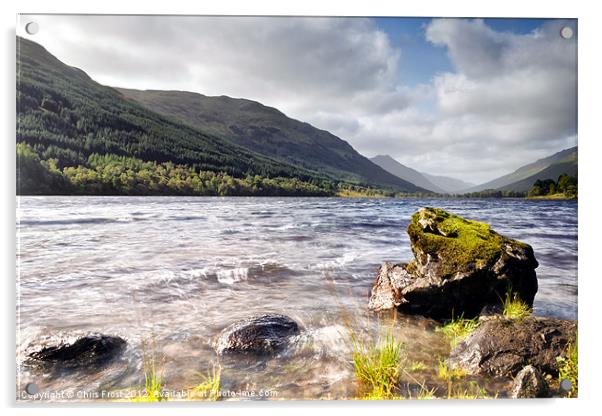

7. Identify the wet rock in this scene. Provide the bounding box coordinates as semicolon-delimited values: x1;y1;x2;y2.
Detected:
479;303;504;318
447;317;576;378
215;314;300;355
369;207;538;319
510;365;550;398
28;334;126;369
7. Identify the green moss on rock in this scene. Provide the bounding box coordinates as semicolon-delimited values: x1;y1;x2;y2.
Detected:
407;208;507;277
369;207;538;318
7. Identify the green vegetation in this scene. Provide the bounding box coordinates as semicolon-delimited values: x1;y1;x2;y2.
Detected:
129;350;165;402
343;312;507;400
414;385;437;400
18;143;331;196
16;38;331;185
438;314;480;348
557;335;578;398
351;326;405;400
407;208;509;277
437;361;494;400
437;360;468;382
447;382;494;399
528;174;577;199
409;361;427;372
19;142;431;197
462;147;577;194
459;147;577;198
117;89;428;193
16;37;429;196
502;290;532;320
336;187;388;198
190;364;221;401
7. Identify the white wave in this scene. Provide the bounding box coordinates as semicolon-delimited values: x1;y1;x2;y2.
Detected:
309;324;350;355
216;267;249;284
312;252;359;270
184;267;212;279
289;324;351;358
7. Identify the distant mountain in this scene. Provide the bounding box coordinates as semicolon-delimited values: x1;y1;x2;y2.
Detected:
369;155;474;194
116;88;428;193
370;155;445;193
420;172;475;194
466;147;578;193
498;160;577;193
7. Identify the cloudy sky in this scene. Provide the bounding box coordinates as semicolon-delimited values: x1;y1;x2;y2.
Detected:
17;15;577;183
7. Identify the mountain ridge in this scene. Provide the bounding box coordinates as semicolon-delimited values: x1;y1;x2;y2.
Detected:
498;160;577;193
16;37;428;194
466;146;577;193
115;87;428;193
369;154;474;194
369;155;445;193
420;172;475;194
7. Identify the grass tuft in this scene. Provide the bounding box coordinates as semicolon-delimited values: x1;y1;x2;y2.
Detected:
190;364;221;401
414;384;438;400
438;314;480;348
437;359;468;381
447;381;494;399
557;334;578;398
129;348;165;402
351;325;405;400
502;290;532;320
409;361;427;372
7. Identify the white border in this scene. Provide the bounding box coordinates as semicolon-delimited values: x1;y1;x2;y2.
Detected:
2;1;601;415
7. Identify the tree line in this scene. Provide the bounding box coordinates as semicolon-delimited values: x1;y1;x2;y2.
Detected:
527;174;578;199
18;142;425;197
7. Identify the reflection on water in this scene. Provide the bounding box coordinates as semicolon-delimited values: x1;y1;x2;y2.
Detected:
16;196;577;400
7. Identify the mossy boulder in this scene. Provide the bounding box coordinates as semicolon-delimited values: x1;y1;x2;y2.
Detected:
408;207;513;278
368;207;538;319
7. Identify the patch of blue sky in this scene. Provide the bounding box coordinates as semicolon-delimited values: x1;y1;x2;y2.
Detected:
374;17;554;87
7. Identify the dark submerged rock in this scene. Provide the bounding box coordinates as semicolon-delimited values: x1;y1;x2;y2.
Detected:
369;207;538;319
215;314;300;355
510;365;550;399
28;334;126;369
447;317;576;378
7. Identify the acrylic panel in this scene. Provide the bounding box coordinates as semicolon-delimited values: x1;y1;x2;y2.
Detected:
16;15;578;402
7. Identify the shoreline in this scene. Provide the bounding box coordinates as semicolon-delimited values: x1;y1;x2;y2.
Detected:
15;193;579;200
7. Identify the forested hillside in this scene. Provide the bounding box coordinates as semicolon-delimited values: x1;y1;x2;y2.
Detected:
116;88;426;192
16;37;428;196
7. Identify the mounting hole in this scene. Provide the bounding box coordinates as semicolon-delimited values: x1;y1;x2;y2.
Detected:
25;382;39;395
25;22;39;35
560;378;573;392
560;26;574;40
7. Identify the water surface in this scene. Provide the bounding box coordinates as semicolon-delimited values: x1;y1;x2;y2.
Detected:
16;197;577;400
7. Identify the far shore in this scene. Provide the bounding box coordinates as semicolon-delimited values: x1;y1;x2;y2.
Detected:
527;194;577;201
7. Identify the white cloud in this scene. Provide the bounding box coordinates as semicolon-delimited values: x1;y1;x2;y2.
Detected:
347;18;577;181
420;19;577;178
18;16;577;183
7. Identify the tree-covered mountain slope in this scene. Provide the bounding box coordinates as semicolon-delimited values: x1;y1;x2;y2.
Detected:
466;147;577;193
498;160;578;193
16;37;427;195
115;88;427;193
17;38;329;183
